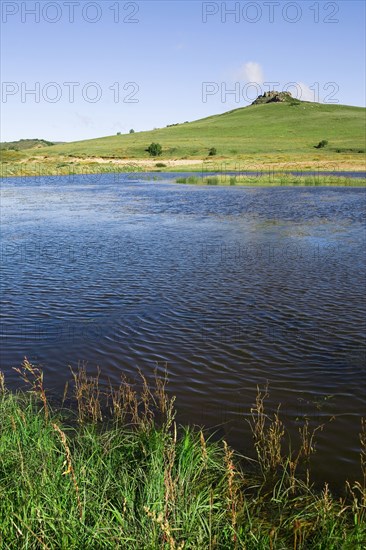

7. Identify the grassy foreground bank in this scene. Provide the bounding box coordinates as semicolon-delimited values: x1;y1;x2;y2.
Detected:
1;361;365;549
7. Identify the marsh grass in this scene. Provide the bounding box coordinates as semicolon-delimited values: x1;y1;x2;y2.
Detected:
1;359;365;549
1;160;364;186
176;174;366;187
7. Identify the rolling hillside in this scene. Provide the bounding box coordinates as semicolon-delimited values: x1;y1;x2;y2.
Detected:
1;98;365;175
30;101;365;158
0;138;57;151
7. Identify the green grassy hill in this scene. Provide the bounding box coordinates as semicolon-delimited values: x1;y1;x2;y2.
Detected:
28;101;365;159
0;138;57;151
1;99;365;175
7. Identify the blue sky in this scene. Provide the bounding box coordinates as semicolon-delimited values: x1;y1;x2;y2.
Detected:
1;0;365;142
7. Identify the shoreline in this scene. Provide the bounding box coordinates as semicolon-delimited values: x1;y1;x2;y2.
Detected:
1;159;366;185
1;155;366;180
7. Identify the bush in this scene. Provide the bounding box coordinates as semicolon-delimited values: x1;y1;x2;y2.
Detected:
155;162;166;168
146;143;162;157
208;147;217;156
315;139;328;149
116;132;121;136
129;129;135;134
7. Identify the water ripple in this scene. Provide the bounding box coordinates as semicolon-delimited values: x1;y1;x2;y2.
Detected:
1;174;365;485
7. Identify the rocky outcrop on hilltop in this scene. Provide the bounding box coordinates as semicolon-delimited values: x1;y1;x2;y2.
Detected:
251;91;293;105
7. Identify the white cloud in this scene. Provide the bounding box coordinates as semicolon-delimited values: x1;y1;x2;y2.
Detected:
231;63;317;102
236;62;264;85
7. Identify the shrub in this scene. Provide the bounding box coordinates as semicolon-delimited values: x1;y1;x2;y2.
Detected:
146;143;162;157
129;129;135;134
116;132;121;136
315;139;328;149
155;162;166;168
208;147;217;156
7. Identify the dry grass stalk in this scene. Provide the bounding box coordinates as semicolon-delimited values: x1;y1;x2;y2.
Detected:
139;369;155;429
14;358;49;422
249;385;329;488
108;378;127;423
334;422;366;526
342;419;366;526
288;418;325;489
267;409;285;469
249;385;285;475
223;440;238;545
360;418;366;490
108;367;176;431
0;370;5;394
70;364;102;423
52;423;83;519
345;480;365;525
107;367;175;433
61;381;69;408
200;430;208;465
11;515;50;550
320;483;333;522
164;425;177;516
293;519;307;550
144;506;184;550
153;367;176;431
108;372;140;425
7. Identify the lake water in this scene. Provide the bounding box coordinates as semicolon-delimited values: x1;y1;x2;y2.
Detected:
1;173;365;487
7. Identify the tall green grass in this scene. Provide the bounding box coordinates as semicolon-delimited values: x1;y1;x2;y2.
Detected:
176;174;366;186
0;361;365;549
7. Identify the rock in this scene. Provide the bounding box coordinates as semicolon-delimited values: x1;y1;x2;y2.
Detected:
251;91;293;105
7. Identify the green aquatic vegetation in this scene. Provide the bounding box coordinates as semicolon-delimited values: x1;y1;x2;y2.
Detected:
180;174;366;187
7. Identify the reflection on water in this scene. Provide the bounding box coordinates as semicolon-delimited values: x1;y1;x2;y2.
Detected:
1;173;365;486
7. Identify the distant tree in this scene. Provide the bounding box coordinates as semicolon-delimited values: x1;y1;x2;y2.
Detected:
117;132;121;135
129;129;135;134
208;147;217;156
146;142;162;157
315;140;328;149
